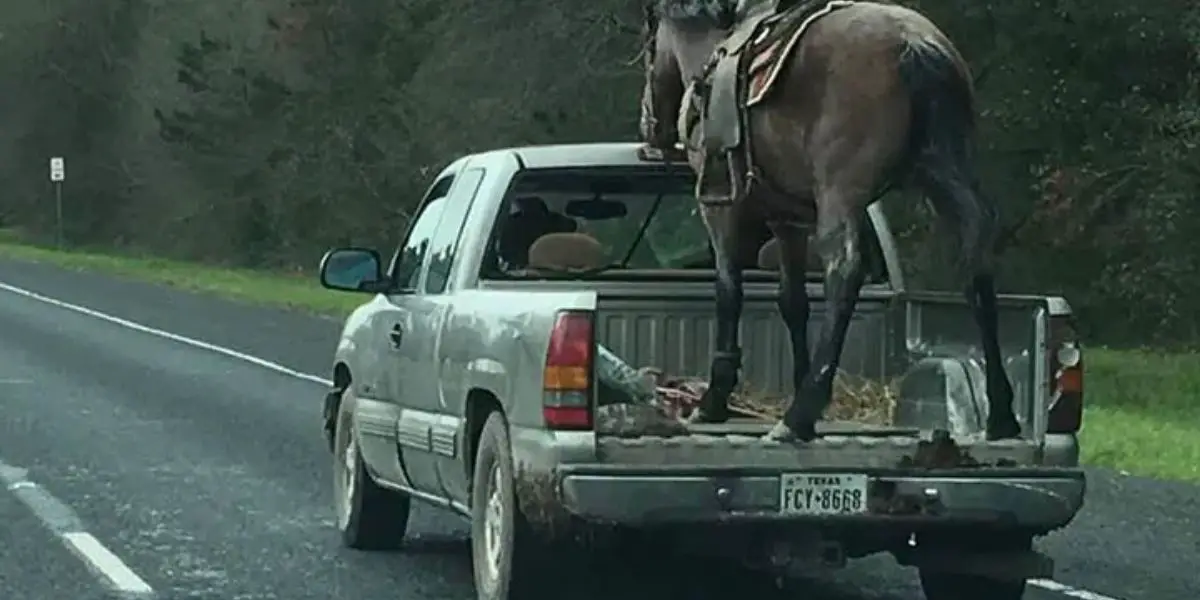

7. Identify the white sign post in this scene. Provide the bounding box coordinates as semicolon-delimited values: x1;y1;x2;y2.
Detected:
49;157;65;248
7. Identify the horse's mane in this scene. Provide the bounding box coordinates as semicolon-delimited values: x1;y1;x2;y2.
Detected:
654;0;738;29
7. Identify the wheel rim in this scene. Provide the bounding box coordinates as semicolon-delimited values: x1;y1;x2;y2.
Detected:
482;464;505;585
335;429;357;529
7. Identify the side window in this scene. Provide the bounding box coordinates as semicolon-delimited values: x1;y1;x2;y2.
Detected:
424;168;486;294
390;176;453;291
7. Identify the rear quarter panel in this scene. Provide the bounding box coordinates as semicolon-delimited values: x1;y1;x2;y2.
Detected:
439;285;597;431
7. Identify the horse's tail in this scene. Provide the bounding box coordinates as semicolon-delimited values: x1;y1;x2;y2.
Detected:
895;34;976;170
896;31;1000;283
894;29;1019;441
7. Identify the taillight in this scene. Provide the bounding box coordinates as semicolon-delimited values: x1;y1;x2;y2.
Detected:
1046;316;1084;433
542;310;594;430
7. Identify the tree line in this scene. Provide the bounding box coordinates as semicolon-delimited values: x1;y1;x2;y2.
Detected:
0;0;1195;346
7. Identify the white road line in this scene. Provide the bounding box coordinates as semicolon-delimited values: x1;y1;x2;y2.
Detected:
0;279;1124;600
0;459;153;595
63;532;155;594
1032;579;1123;600
0;281;332;386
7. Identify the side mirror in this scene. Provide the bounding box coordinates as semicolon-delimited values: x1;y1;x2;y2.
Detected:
319;247;386;293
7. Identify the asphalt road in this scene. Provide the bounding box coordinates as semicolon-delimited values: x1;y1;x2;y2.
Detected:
0;257;1196;600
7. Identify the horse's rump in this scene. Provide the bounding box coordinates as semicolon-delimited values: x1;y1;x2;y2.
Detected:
680;0;855;201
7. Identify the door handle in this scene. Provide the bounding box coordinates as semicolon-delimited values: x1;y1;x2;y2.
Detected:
389;324;403;348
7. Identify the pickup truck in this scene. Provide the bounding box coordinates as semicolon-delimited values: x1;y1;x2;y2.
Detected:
316;142;1086;600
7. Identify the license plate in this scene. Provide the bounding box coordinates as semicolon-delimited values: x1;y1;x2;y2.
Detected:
779;473;869;515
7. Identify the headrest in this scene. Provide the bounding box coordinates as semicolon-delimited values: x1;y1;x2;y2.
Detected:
756;238;822;272
510;196;548;216
527;232;607;271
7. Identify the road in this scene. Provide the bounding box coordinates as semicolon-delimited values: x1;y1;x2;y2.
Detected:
0;258;1196;600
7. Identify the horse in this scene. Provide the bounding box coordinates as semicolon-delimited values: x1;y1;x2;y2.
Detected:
637;0;1021;442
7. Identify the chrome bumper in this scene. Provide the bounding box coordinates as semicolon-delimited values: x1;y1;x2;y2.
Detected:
558;466;1085;530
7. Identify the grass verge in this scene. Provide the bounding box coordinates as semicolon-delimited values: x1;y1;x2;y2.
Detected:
1081;349;1200;481
0;233;360;316
0;235;1196;482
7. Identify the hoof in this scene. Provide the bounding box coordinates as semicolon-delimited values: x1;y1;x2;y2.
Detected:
985;417;1022;441
763;421;797;441
690;387;731;424
687;405;730;424
762;420;818;442
636;144;686;162
636;145;664;161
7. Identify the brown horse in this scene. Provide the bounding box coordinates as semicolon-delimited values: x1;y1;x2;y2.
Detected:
638;0;1021;442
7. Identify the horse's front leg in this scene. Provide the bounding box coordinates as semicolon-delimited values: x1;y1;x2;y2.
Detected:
692;201;745;424
771;204;868;442
638;42;683;152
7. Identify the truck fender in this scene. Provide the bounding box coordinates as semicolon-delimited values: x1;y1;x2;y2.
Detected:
464;357;512;410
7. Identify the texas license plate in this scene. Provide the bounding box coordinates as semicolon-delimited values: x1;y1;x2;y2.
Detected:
779;473;869;515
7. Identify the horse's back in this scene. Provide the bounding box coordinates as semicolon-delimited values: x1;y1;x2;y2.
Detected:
799;1;950;45
747;0;964;202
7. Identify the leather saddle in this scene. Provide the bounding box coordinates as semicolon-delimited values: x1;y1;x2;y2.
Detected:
680;0;856;204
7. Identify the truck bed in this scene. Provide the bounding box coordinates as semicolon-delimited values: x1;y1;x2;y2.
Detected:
591;276;1052;444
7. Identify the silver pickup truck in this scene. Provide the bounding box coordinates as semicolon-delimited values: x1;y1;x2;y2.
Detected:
316;142;1086;600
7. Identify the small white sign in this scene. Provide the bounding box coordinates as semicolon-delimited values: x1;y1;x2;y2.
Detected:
49;157;65;182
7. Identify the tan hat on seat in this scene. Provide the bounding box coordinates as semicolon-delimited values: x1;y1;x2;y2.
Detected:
527;232;607;271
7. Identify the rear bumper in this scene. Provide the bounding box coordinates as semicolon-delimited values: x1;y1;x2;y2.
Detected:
558;465;1085;531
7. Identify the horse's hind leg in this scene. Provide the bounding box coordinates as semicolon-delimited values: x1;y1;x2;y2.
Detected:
770;198;868;442
765;222;813;425
692;201;745;424
918;168;1021;440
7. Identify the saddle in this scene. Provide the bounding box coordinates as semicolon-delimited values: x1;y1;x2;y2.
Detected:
680;0;856;204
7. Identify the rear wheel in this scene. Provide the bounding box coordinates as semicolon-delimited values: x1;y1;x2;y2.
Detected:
333;388;411;550
471;411;571;600
916;532;1032;600
919;571;1027;600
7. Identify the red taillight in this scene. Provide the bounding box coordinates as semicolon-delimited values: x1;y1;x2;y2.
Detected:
542;406;593;429
1047;316;1084;433
542;311;594;430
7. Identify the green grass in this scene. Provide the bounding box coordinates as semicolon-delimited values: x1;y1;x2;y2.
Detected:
1;234;1197;482
1081;349;1200;481
0;233;360;317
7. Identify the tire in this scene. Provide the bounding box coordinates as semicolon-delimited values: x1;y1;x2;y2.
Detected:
470;411;559;600
919;571;1027;600
332;388;411;550
917;533;1032;600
